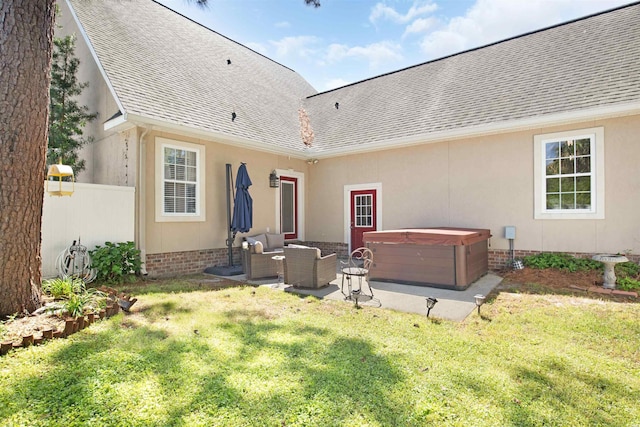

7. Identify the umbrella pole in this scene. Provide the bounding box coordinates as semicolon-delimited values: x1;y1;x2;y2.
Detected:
204;164;243;276
225;163;234;266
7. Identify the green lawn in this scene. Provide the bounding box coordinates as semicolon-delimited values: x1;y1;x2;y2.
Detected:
1;281;638;426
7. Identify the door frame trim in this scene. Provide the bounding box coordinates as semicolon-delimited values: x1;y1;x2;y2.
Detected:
343;182;382;253
275;169;305;241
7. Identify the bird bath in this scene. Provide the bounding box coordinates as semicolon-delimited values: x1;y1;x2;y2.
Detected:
592;254;629;289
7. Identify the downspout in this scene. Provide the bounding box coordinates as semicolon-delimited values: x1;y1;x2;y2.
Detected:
138;126;150;275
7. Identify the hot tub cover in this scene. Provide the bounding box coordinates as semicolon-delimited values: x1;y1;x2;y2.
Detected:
363;227;491;246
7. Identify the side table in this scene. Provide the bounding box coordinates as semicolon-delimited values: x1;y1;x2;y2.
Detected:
271;255;285;283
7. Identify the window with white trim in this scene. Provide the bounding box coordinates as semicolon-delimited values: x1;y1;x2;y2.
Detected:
534;127;604;219
155;138;205;222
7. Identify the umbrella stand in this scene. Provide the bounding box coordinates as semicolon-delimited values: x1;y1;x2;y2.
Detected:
204;163;244;276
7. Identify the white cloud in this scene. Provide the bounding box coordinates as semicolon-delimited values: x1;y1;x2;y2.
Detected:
275;21;290;28
325;41;403;68
403;16;438;38
370;1;438;24
270;35;322;59
419;0;631;59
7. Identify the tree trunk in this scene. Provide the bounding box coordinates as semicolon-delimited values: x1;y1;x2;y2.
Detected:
0;1;56;316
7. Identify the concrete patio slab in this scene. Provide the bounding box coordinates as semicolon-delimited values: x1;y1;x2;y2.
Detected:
243;272;503;322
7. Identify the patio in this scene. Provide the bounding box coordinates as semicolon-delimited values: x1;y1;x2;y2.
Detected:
226;263;503;321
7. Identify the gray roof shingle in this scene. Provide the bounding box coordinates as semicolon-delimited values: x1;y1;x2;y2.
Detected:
69;1;640;157
303;3;640;154
69;0;316;152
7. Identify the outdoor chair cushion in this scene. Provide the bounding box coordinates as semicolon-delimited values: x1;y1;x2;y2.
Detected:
266;233;285;251
246;233;285;252
252;234;268;248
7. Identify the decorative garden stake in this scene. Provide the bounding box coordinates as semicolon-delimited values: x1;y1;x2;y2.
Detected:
426;297;438;318
474;294;486;316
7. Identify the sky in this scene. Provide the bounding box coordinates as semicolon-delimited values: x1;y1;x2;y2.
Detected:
156;0;631;92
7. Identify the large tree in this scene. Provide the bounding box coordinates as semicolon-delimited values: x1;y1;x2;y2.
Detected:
0;1;56;317
0;0;319;318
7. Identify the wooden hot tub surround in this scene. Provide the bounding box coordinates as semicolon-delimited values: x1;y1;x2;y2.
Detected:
363;227;491;291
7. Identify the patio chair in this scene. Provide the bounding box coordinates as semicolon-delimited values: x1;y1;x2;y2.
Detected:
340;247;374;305
283;246;337;288
242;233;285;279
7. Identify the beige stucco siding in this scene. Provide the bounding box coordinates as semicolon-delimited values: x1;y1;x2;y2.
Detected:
144;130;308;255
307;115;640;255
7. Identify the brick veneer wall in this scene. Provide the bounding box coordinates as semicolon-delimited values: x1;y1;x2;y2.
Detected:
145;247;242;277
304;241;349;258
146;245;638;277
489;249;640;271
145;241;349;277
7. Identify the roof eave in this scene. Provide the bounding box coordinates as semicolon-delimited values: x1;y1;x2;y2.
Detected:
316;101;640;157
106;113;310;159
104;101;640;159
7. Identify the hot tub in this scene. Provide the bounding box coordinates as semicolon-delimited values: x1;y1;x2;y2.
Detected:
363;227;491;290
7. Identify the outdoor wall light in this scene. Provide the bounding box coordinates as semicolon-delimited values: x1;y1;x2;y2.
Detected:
241;240;249;250
474;294;486;315
306;158;319;165
46;160;75;197
269;170;280;188
425;296;438;317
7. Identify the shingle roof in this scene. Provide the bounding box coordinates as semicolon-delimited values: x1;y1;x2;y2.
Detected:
304;2;640;155
68;0;316;152
69;1;640;157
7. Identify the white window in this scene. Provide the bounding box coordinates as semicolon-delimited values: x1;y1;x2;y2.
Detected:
155;137;205;222
534;127;604;219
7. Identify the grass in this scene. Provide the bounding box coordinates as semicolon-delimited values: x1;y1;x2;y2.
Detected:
1;278;639;427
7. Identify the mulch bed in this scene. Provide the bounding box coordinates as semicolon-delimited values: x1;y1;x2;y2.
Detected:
497;267;638;301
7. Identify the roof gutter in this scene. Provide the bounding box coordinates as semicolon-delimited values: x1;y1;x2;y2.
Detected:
104;112;312;159
105;100;640;160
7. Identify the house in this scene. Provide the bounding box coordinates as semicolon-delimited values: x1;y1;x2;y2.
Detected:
56;0;640;277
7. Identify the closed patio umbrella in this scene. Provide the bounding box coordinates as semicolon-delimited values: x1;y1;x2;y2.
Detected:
231;163;252;233
205;163;251;276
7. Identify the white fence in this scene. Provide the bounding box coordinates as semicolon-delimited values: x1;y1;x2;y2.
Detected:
41;182;135;278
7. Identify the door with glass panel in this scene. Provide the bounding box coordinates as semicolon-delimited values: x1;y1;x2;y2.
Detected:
280;176;298;239
350;189;377;249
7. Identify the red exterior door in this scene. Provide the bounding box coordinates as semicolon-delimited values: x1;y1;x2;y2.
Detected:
280;176;298;240
350;189;376;249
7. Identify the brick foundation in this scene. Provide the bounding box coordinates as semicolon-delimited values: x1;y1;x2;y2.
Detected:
146;245;638;277
145;247;242;277
146;241;349;277
489;249;640;271
304;241;349;258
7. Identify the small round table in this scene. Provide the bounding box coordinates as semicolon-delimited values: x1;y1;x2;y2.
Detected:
271;255;285;284
341;266;372;307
